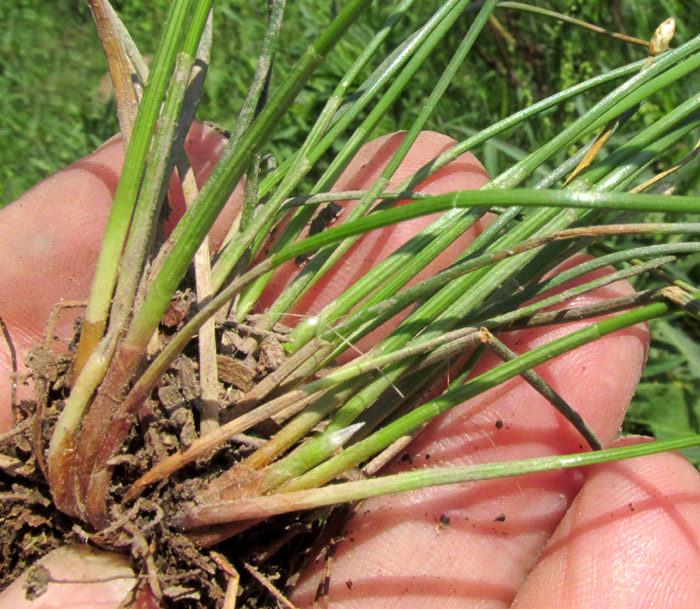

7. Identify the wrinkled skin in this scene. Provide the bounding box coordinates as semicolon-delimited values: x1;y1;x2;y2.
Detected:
1;126;700;608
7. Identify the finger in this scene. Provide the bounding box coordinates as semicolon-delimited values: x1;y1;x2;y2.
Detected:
512;437;700;608
0;123;243;431
257;130;491;355
292;266;650;609
0;545;137;608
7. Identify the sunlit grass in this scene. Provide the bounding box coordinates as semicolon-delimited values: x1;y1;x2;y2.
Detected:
4;1;699;204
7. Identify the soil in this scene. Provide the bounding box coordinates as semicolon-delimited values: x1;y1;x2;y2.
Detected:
0;292;345;608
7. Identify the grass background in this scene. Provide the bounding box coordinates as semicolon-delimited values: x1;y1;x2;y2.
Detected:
1;0;699;458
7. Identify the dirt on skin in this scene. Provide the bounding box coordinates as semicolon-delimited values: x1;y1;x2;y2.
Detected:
0;291;345;608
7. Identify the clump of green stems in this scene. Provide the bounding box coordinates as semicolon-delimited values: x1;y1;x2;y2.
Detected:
39;0;700;540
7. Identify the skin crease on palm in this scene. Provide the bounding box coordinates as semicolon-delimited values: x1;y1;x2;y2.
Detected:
1;126;700;609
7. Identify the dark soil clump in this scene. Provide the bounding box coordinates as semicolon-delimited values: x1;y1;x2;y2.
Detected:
0;297;339;608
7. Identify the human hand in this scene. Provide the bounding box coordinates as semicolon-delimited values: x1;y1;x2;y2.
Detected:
1;127;699;608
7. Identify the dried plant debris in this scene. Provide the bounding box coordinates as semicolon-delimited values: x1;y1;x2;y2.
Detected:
216;356;256;392
0;445;77;590
0;309;329;608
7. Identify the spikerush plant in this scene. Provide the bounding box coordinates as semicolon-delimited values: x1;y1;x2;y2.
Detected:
2;0;700;606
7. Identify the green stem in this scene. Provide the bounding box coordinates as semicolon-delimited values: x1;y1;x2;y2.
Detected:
176;434;700;526
123;191;700;420
230;0;477;320
124;0;374;355
109;51;196;330
261;0;498;321
272;190;700;265
494;2;648;48
332;243;699;353
74;0;196;374
493;35;700;188
220;0;285;238
488;334;601;450
278;297;691;493
213;0;420;288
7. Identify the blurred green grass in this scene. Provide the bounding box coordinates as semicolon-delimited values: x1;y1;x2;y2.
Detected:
4;1;699;203
1;0;698;454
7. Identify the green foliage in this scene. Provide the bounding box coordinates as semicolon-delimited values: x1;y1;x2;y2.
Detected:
3;0;699;204
0;2;109;203
2;0;698;462
626;316;700;465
